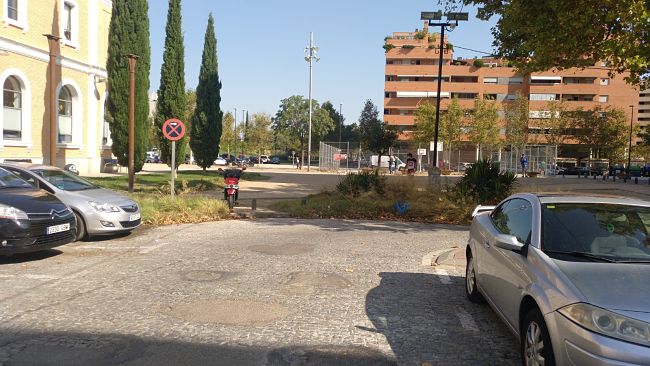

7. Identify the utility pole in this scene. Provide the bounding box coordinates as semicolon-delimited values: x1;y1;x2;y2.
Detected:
234;107;237;161
44;34;60;166
127;54;138;193
305;32;319;172
628;105;635;177
338;103;343;146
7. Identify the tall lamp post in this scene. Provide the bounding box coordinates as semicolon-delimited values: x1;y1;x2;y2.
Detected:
420;11;467;168
305;32;319;172
241;109;247;158
44;34;61;166
628;105;635;176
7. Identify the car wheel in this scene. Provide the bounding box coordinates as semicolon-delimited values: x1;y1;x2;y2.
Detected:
521;308;556;366
74;211;87;242
465;253;484;303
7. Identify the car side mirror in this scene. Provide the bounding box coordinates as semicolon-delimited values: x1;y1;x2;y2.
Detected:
494;234;525;254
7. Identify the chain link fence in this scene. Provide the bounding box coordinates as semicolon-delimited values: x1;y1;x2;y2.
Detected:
485;145;559;176
318;142;360;172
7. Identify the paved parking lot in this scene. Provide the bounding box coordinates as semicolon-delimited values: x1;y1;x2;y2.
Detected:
0;219;519;366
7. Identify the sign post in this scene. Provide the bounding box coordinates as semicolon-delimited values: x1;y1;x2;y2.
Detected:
162;118;186;198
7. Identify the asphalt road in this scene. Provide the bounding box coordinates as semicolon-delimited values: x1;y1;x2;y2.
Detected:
0;219;519;366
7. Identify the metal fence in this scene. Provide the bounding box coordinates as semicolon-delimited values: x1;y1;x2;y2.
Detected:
485;145;559;176
319;142;355;172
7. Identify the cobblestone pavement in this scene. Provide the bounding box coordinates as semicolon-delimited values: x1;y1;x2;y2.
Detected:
0;219;519;365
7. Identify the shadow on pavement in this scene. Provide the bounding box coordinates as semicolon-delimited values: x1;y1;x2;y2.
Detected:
0;329;396;366
248;218;468;234
364;272;520;365
0;249;63;265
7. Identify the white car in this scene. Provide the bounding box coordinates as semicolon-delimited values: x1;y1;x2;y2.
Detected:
214;157;227;166
260;155;270;164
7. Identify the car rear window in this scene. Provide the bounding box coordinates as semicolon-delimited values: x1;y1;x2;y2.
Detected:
0;168;32;189
541;203;650;261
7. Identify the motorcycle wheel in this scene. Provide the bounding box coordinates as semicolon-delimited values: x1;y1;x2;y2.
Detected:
227;194;235;209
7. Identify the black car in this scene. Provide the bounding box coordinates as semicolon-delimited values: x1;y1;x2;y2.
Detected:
0;167;76;255
557;166;604;176
270;156;281;164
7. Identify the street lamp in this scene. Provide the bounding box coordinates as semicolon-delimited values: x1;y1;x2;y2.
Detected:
338;103;343;145
420;11;468;168
305;32;319;172
628;105;635;176
241;109;247;158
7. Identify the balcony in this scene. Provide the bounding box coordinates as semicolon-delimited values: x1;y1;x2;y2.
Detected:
385;114;416;126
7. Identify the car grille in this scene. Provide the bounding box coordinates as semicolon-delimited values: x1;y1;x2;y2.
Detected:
120;204;139;213
119;218;141;228
34;229;75;246
29;216;76;246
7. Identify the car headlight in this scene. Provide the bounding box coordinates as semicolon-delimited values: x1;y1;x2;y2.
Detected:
560;303;650;347
0;204;28;220
89;201;121;213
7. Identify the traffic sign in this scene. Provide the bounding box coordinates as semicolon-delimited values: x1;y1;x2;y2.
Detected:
333;153;348;161
162;118;186;141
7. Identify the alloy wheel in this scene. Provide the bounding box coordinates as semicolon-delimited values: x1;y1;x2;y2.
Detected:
524;321;545;366
466;257;476;295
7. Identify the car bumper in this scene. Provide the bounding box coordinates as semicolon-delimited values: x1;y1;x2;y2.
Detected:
82;209;141;235
0;217;76;254
547;311;650;366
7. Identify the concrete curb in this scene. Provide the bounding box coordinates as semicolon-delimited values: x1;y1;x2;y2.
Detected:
432;247;466;267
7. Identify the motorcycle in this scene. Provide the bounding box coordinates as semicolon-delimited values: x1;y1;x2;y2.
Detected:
223;169;241;209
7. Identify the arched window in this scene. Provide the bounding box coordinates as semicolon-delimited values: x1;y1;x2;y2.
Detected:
3;76;22;140
58;86;73;143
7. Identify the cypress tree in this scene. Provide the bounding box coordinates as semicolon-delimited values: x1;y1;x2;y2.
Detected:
190;14;223;171
154;0;187;167
105;0;151;172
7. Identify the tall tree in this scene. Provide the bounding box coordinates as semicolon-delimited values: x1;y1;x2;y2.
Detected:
503;92;529;150
190;14;223;171
154;0;186;167
534;100;575;146
245;113;274;155
221;112;235;156
272;95;334;165
469;97;500;159
358;100;397;169
441;97;464;169
574;107;630;161
105;0;151;172
449;0;649;85
413;102;437;144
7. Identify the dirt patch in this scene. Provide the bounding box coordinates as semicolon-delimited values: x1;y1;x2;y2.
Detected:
248;243;315;256
163;299;290;325
284;272;351;295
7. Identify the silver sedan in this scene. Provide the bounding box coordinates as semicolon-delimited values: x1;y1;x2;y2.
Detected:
0;163;141;241
466;194;650;366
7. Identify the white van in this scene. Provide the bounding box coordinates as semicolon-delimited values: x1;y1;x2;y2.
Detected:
370;155;405;169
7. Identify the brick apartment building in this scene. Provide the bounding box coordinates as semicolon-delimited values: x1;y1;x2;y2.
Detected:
383;22;641;164
640;89;650;132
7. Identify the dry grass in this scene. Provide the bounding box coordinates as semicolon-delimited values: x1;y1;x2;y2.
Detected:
132;193;231;226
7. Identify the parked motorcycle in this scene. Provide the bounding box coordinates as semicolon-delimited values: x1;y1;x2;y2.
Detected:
223;169;241;209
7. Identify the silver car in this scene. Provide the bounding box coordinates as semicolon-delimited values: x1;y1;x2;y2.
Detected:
466;193;650;366
0;163;141;241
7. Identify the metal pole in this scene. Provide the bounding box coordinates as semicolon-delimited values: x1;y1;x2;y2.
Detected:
234;108;237;162
347;141;350;171
339;103;343;146
127;54;138;193
307;32;314;172
628;105;634;176
45;34;60;166
433;25;446;168
171;140;176;198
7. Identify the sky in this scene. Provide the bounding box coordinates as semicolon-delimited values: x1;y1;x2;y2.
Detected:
147;0;498;125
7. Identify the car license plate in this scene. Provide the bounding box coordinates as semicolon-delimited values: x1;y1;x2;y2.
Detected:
47;223;70;235
129;213;141;222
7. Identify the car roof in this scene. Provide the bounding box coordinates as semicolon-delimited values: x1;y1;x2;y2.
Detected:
0;162;61;172
530;193;650;207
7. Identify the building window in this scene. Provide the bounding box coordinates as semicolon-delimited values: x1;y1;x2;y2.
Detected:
483;77;497;84
530;94;559;101
599;95;609;103
61;1;78;47
3;0;27;29
58;86;73;143
600;78;610;86
3;76;22;140
63;2;72;40
7;0;17;20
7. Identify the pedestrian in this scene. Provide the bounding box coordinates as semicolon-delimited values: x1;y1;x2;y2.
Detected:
520;153;528;177
389;155;395;174
406;153;417;176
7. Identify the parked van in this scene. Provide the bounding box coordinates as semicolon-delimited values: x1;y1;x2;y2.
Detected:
370;155;405;169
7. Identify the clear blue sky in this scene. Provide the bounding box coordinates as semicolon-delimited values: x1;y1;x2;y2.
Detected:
148;0;497;124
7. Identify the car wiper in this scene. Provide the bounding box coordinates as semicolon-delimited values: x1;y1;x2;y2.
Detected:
543;249;616;262
613;259;650;264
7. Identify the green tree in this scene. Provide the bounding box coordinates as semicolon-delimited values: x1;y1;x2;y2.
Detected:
221;112;235;156
245;113;274;155
315;101;346;146
534;100;575;146
574;107;630;161
441;97;464;169
272;95;334;165
358;100;398;169
154;0;186;167
190;14;223;171
455;0;649;85
413;102;436;144
105;0;151;172
469;97;500;159
415;99;464;169
503;92;529;150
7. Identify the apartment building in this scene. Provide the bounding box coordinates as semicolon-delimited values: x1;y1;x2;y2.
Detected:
640;88;650;132
384;22;640;160
0;0;111;174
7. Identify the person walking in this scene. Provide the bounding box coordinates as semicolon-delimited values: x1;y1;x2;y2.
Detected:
389;155;395;174
520;153;528;177
296;157;301;170
406;153;417;176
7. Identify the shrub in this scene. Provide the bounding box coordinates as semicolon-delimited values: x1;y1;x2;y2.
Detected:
446;42;454;51
473;59;485;67
383;44;396;52
454;159;517;204
336;171;386;197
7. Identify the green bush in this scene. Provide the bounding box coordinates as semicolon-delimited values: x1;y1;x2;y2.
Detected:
383;44;396;52
473;59;485;67
336;171;386;197
454;159;517;204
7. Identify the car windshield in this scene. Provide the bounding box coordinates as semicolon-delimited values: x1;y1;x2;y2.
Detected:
35;169;97;191
0;168;33;189
542;203;650;262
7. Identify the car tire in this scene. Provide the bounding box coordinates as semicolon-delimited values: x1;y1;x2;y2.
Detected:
521;308;556;366
74;211;87;242
465;252;485;303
